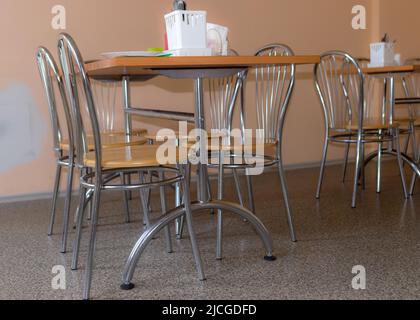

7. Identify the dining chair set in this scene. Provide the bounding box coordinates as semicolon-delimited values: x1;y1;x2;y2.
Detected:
37;34;417;300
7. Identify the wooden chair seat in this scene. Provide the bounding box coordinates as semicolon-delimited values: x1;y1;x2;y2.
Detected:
61;130;148;150
84;145;182;169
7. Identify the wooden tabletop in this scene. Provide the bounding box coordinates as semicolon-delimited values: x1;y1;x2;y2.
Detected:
363;64;420;75
85;55;320;79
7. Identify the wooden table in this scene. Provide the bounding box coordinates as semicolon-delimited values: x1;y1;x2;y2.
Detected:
362;65;420;193
85;55;320;287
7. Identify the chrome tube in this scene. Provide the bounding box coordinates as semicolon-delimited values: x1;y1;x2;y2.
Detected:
194;78;209;202
121;200;275;289
48;164;62;236
71;186;87;271
126;108;195;123
122;76;132;136
159;171;173;254
60;164;74;253
83;187;101;300
216;150;224;260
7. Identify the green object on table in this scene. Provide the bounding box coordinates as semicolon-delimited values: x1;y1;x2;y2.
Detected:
147;48;164;52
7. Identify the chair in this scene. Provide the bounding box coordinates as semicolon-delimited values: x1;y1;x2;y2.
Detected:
314;51;408;208
208;44;298;259
36;47;149;254
399;58;420;194
36;47;75;254
58;33;204;300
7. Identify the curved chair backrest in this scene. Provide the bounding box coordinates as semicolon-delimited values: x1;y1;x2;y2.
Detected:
355;57;382;122
314;51;366;132
254;44;296;144
207;49;242;133
36;47;74;159
91;79;118;133
58;33;102;175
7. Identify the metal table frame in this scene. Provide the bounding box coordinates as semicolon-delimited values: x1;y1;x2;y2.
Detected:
96;67;278;289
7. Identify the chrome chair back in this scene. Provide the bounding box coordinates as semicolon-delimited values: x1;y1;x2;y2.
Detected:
207;49;242;133
91;80;118;133
36;47;74;160
254;44;295;144
36;47;75;252
58;34;102;174
315;52;366;132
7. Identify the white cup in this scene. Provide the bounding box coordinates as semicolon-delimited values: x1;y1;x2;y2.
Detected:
394;53;402;65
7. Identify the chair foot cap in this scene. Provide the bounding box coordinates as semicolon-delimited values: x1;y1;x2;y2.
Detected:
120;283;135;291
264;255;277;262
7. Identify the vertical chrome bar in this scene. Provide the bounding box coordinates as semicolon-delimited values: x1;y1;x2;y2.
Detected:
122;76;132;137
71;186;87;271
194;78;208;202
60;164;74;254
159;172;173;253
395;128;408;198
376;131;383;193
389;76;395;126
216;149;224;260
48;164;62;236
121;173;131;223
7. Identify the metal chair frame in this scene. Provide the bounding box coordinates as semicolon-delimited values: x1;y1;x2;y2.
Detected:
400;58;420;195
314;51;407;208
58;33;205;300
204;44;298;259
36;47;75;254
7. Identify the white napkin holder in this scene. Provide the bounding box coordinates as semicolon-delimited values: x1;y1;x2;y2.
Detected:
369;42;395;67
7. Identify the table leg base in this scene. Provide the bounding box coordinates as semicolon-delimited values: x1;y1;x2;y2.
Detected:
120;283;135;291
264;255;277;262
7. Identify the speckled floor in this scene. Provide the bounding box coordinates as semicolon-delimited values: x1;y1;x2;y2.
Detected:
0;162;419;300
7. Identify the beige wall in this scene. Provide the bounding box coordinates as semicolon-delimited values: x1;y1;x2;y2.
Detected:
0;0;406;199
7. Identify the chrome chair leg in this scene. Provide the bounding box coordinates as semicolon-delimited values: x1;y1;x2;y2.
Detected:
232;169;244;207
60;164;74;254
277;161;297;242
352;139;363;208
395;129;408;198
361;144;366;190
71;187;87;271
409;142;420;195
147;170;153;212
48;164;62;236
182;164;206;280
83;187;101;300
316;138;329;199
159;172;173;254
121;173;131;223
403;130;411;157
175;181;183;239
342;142;350;183
216;151;224;260
139;172;151;228
376;139;383;194
246;174;255;213
411;122;418;162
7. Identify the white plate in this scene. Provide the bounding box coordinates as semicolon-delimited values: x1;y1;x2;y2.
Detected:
101;51;171;58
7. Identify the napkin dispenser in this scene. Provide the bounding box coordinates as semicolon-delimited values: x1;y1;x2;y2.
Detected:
207;23;229;56
369;42;395;67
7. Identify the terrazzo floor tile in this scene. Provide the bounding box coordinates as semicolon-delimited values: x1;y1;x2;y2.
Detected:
0;163;419;300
